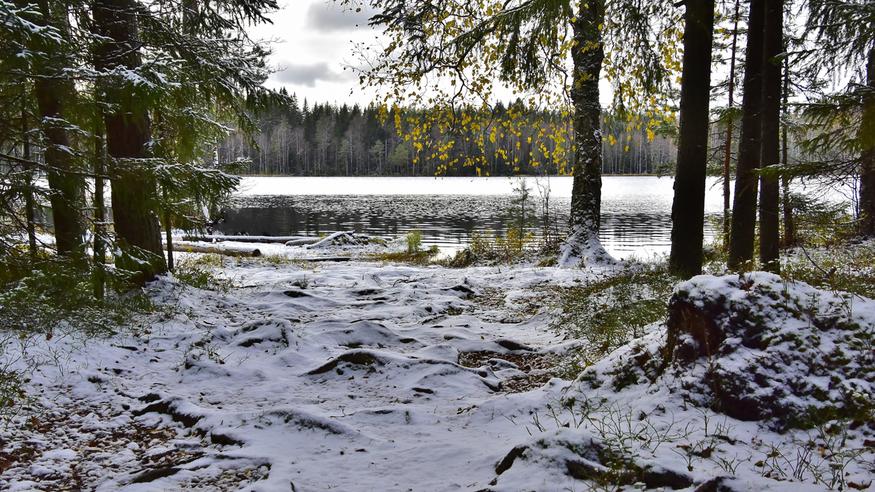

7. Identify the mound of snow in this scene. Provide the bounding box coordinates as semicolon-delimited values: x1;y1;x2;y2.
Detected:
585;272;874;431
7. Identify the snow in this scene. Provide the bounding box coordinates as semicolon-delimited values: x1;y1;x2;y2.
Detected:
557;225;617;267
1;249;872;491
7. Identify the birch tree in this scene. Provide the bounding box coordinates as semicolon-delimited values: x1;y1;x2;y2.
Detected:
345;0;681;265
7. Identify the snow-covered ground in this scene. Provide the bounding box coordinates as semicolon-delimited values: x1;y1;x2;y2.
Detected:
1;249;872;491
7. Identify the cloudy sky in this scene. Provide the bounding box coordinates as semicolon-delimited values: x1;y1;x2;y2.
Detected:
251;0;380;106
252;0;614;108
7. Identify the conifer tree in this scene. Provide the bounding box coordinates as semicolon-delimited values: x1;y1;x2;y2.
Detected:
669;0;715;278
728;0;766;270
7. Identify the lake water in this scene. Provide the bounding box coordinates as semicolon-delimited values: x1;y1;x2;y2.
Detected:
217;176;729;259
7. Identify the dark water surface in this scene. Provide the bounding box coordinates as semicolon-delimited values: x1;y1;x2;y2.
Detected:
216;176;727;259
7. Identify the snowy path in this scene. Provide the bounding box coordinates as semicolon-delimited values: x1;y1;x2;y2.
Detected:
3;261;600;491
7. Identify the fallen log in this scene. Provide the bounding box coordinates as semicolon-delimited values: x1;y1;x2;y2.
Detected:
305;231;362;248
296;257;352;262
182;235;310;244
171;242;261;257
284;237;322;246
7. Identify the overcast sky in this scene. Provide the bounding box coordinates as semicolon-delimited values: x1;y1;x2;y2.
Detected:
253;0;615;108
251;0;380;106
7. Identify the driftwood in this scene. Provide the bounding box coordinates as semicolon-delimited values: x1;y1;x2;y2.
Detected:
171;241;262;257
171;242;352;262
284;237;322;246
304;231;363;248
182;235;310;244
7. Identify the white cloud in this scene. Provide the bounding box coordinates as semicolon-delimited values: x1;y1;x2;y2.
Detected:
274;61;353;87
306;2;374;31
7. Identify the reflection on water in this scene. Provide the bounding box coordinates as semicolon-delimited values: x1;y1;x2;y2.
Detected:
217;176;727;259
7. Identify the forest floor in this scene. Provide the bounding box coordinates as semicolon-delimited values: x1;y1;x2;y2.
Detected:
1;241;873;491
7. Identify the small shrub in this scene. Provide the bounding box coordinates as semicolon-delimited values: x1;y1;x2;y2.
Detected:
458;227;535;266
0;257;156;335
174;254;232;291
783;243;875;299
790;194;856;247
406;230;423;254
551;264;675;366
371;245;440;265
0;363;27;421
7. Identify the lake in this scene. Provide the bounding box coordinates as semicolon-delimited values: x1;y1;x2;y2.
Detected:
217;176;729;260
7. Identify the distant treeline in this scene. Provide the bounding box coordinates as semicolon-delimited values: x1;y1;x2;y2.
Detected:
219;89;678;177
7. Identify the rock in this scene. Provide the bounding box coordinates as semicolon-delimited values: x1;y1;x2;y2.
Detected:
494;434;692;489
130;466;180;484
446;284;476;298
495;339;534;352
133;398;202;428
640;465;693;489
661;273;875;430
305;351;383;375
494;445;527;475
283;290;312;298
694;477;741;492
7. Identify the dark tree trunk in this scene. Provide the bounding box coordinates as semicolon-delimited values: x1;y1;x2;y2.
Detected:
859;47;875;236
35;79;86;258
728;0;766;270
722;0;741;237
93;0;166;283
93;124;106;300
31;0;86;258
758;0;782;273
780;53;795;247
163;187;174;272
560;0;608;266
21;105;38;259
669;0;715;279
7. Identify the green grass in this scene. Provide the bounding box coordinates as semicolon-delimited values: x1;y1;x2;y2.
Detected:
174;254;232;291
783;243;875;299
551;264;676;367
371;245;440;265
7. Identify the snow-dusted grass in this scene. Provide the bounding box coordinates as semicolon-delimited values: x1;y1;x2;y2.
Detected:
1;246;872;491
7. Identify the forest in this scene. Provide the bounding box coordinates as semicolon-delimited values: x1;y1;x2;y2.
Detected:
224;93;679;176
0;0;873;490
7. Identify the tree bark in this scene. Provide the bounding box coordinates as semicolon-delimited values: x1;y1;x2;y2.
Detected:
728;0;766;270
722;0;741;237
669;0;715;279
758;0;782;273
780;52;795;247
93;0;166;283
163;187;174;272
31;0;86;258
21;104;38;259
93;123;106;300
859;47;875;236
559;0;610;266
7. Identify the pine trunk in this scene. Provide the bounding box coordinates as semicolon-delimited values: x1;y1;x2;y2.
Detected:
163;187;174;272
722;0;741;237
93;0;166;283
35;79;86;258
21;105;38;258
669;0;715;279
32;0;86;257
780;53;795;247
93;126;106;300
728;0;766;270
560;0;609;266
758;0;782;273
859;47;875;236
